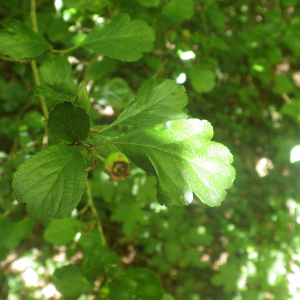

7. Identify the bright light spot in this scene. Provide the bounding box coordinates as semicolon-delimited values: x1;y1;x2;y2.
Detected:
290;145;300;163
250;42;259;48
75;232;81;241
63;8;77;22
42;284;60;298
227;224;235;231
150;202;167;213
256;157;274;177
0;151;7;158
100;105;114;116
37;267;45;275
252;64;264;72
23;268;38;286
176;73;186;84
12;257;32;271
197;226;206;235
95;17;104;24
178;50;196;60
54;0;63;10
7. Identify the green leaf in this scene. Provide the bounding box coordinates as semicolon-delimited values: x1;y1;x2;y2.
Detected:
188;67;216;93
43;218;82;245
94;77;133;109
109;268;163;300
24;111;46;129
81;246;120;279
34;85;73;102
112;79;188;127
85;58;118;81
133;0;160;6
12;145;87;219
0;217;35;250
53;264;93;298
273;75;294;95
81;14;155;61
162;0;194;23
0;19;51;59
74;82;91;112
106;119;235;207
39;53;71;85
281;98;300;121
48;102;91;143
110;202;147;236
162;294;175;300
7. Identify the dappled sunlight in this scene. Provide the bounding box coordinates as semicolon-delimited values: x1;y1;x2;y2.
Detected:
290;145;300;163
255;157;274;177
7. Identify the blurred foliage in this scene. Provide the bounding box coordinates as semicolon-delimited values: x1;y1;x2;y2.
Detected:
1;0;300;300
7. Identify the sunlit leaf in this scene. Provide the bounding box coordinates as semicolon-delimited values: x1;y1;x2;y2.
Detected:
99;118;235;207
112;78;188;127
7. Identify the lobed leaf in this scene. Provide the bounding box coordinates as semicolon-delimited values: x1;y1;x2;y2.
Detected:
12;145;87;219
104;119;235;207
112;78;188;127
81;13;155;61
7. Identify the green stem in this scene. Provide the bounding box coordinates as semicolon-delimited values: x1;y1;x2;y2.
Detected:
60;44;81;55
30;0;49;149
0;55;30;64
30;0;39;32
86;180;106;246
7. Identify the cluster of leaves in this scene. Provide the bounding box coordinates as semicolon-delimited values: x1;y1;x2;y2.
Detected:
1;0;300;300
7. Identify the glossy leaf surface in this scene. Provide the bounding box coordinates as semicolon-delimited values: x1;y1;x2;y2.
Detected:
105;119;235;207
112;79;188;127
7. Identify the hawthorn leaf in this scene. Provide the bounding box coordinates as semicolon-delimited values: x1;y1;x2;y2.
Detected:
106;119;235;207
112;79;188;127
39;53;71;85
48;102;91;143
108;268;163;300
75;82;91;112
34;85;73;102
110;202;147;236
0;19;51;59
43;218;83;245
53;265;93;298
162;0;194;23
81;246;120;279
12;145;87;219
81;14;155;61
188;66;216;93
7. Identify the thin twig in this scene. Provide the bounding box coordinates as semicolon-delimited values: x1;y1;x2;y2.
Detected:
86;180;106;246
30;0;49;149
0;55;31;64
